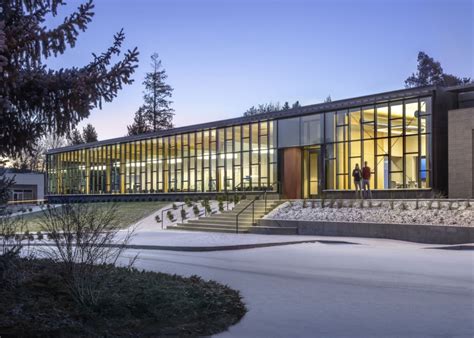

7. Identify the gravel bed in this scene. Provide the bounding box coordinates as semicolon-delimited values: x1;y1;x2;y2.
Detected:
266;200;474;227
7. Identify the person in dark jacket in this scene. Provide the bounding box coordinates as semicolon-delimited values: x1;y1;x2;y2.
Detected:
361;161;373;199
352;163;362;199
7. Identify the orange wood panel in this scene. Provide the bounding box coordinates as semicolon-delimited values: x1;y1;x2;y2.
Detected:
282;147;302;199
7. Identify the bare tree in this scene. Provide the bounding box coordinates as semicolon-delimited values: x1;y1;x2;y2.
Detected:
0;211;26;286
8;135;68;172
39;203;136;306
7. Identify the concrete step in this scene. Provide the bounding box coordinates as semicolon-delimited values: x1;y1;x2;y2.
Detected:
249;226;298;235
202;212;267;220
168;225;248;233
191;218;254;226
177;222;251;230
166;198;285;234
232;200;282;209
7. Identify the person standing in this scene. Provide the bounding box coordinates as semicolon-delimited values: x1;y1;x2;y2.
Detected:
362;161;372;199
352;163;362;199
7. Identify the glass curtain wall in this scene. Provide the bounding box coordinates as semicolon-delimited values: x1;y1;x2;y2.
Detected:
47;120;277;195
324;97;432;190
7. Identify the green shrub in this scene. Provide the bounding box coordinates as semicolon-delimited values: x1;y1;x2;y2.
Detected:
172;203;178;210
205;204;212;215
193;205;200;217
181;209;187;220
155;215;161;223
218;200;224;212
167;210;175;222
36;231;43;241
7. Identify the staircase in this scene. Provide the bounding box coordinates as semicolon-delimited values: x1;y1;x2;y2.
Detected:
168;199;284;233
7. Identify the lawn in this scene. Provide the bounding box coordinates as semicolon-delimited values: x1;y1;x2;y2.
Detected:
15;202;169;232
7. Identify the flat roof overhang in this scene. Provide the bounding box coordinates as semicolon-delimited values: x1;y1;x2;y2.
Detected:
47;85;437;155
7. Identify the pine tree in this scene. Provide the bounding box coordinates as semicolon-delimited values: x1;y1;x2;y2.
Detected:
143;53;174;131
82;124;98;143
292;101;301;109
405;51;471;88
282;102;290;110
324;95;332;103
127;107;152;136
0;0;139;159
69;129;84;145
0;163;14;205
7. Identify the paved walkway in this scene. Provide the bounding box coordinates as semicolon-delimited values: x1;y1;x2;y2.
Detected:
121;239;474;337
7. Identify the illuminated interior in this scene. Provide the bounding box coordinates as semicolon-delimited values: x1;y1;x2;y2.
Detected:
47;96;432;196
47;121;277;194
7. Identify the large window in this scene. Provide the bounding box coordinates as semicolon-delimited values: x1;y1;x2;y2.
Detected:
47;120;277;194
324;97;432;190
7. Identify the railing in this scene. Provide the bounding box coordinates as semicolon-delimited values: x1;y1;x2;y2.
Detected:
234;181;280;234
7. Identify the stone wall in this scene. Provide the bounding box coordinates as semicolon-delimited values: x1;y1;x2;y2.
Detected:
448;107;474;198
258;219;474;244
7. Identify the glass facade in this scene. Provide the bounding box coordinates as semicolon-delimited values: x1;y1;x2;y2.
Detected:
324;96;432;190
47;121;278;195
276;96;432;191
47;94;433;196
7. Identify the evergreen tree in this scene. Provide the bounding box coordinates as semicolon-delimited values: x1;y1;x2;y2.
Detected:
292;101;301;109
142;53;174;131
0;0;139;159
243;102;281;116
405;51;471;88
82;124;98;143
324;95;332;103
0;163;14;204
69;129;84;145
127;107;152;135
282;101;290;110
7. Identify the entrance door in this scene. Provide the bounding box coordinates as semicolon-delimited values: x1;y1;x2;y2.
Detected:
303;148;320;198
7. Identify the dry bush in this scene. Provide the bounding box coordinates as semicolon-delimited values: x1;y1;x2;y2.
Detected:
39;202;137;307
0;210;27;286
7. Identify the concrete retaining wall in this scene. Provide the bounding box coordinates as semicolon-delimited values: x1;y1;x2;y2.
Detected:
259;219;474;244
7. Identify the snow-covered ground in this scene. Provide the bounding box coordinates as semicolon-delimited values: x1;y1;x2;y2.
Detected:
121;239;474;337
266;200;474;226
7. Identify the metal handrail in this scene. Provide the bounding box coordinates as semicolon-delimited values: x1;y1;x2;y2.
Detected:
224;180;250;210
234;181;281;234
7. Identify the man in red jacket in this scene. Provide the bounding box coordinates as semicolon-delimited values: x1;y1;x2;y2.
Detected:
362;161;372;199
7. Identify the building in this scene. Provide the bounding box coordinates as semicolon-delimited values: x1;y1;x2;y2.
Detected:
46;84;474;201
4;170;45;202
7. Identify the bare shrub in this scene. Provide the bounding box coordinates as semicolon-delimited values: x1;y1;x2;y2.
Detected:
0;211;27;286
39;203;136;308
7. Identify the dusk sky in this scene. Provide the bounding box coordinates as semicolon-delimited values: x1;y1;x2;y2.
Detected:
46;0;473;140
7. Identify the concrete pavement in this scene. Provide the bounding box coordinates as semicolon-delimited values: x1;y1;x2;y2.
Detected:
121;239;474;337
